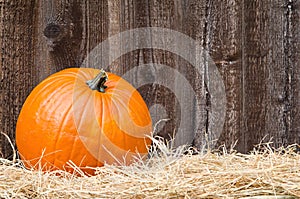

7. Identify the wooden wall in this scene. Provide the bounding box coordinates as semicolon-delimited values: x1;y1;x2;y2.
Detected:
0;0;299;158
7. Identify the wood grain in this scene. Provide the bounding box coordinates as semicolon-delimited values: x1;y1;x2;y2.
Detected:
204;0;243;151
0;0;299;158
243;0;300;149
0;1;37;158
287;0;300;146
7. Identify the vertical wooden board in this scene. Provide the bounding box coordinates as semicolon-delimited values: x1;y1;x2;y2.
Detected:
179;0;208;148
242;0;298;149
0;0;3;147
103;0;195;145
147;0;180;143
181;0;243;150
243;0;273;149
0;1;37;158
287;0;300;145
204;0;243;151
263;1;286;148
0;0;4;157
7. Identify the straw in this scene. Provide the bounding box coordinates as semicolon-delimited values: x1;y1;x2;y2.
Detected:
0;133;299;199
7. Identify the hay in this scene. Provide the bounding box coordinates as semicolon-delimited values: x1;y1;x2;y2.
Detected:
0;137;299;199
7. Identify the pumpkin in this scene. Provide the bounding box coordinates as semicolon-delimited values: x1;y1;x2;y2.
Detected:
16;68;152;175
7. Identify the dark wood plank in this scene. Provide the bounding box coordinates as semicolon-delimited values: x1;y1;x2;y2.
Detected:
0;1;37;158
203;0;244;151
180;0;209;149
286;0;300;145
242;0;299;149
243;0;271;149
147;0;187;145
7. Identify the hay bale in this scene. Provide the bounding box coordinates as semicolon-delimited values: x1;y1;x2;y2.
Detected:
0;138;299;198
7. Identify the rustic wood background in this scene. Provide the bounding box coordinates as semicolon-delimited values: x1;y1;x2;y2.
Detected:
0;0;299;158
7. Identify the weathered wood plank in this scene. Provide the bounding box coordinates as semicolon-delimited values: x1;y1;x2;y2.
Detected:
0;1;37;158
101;0;196;146
242;0;299;149
179;0;208;149
243;0;272;149
147;0;184;144
204;0;243;151
286;0;300;145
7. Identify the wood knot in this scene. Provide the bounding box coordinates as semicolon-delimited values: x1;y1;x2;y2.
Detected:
43;23;61;39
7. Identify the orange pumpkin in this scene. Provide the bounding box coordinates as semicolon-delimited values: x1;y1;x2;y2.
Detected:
16;68;152;175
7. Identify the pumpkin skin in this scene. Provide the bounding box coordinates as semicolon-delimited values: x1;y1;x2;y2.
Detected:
16;68;152;175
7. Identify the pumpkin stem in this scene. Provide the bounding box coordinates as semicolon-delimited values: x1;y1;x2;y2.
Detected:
86;69;108;93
